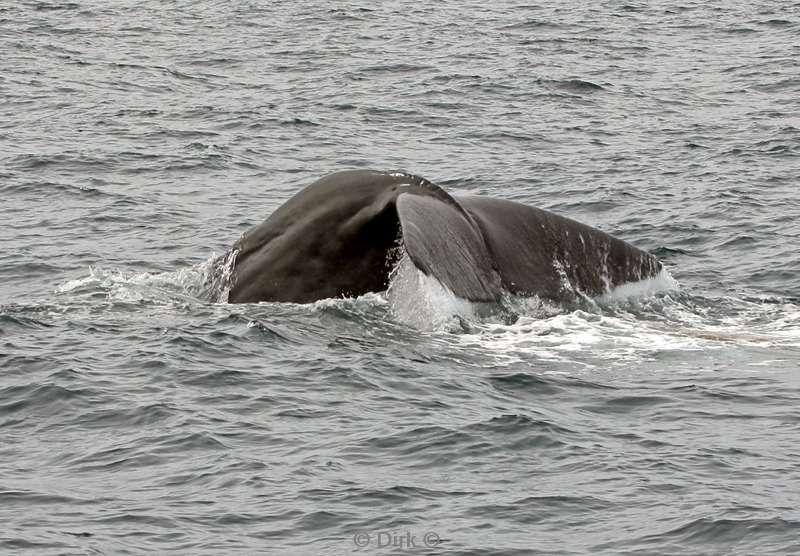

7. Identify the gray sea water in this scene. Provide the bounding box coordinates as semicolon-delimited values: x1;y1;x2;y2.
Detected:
2;1;800;554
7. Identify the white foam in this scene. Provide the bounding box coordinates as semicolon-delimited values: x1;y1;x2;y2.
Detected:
461;310;716;367
381;253;800;370
597;268;680;302
453;291;800;371
55;252;800;362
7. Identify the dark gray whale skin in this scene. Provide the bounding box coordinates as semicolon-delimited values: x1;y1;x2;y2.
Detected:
226;170;662;304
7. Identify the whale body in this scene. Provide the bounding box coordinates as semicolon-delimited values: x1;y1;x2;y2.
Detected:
226;170;661;304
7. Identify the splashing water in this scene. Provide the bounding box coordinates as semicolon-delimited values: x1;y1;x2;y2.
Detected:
200;249;238;303
379;249;799;370
51;250;799;367
55;251;238;306
385;253;479;331
384;248;680;328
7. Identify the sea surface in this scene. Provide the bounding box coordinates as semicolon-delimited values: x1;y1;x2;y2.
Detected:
2;1;800;554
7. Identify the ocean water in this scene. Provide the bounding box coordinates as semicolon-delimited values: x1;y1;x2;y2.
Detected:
2;1;800;554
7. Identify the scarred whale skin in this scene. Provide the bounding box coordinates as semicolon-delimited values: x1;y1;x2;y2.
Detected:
226;170;661;304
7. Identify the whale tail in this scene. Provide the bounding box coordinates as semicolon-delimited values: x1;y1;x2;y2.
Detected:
227;170;662;304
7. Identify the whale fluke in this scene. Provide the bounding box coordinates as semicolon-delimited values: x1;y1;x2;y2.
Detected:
226;170;661;304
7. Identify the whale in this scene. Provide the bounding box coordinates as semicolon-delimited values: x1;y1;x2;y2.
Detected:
225;169;662;304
